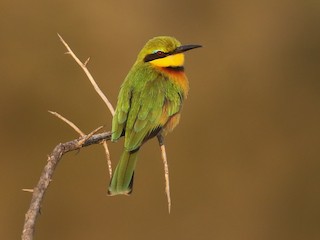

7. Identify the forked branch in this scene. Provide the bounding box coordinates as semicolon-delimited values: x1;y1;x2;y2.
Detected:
22;35;115;240
21;34;172;240
21;131;112;240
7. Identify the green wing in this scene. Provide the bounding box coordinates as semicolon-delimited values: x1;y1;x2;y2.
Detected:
111;81;131;142
112;71;182;152
124;79;164;151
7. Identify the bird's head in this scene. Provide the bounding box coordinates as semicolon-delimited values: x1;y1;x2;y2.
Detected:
137;36;201;68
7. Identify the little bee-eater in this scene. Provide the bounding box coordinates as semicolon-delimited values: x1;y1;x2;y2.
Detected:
108;36;201;195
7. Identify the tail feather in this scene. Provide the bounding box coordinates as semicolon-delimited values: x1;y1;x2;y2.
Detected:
108;150;138;196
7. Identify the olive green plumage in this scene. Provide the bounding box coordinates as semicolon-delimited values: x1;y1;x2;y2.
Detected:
108;36;201;195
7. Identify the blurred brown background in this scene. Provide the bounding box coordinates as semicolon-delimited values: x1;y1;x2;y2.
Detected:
1;0;320;239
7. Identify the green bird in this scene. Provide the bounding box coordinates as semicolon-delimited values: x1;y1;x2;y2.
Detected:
108;36;201;195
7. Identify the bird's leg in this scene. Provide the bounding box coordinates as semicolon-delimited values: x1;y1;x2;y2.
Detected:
157;133;171;213
157;133;165;146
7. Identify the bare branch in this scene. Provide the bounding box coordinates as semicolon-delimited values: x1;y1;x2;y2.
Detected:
22;35;116;239
22;131;112;240
57;33;115;116
78;125;103;146
56;34;115;182
55;35;115;179
48;111;85;136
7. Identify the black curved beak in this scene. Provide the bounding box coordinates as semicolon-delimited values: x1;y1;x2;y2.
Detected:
173;44;202;54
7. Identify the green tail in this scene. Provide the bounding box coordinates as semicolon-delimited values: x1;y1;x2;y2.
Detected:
107;150;139;196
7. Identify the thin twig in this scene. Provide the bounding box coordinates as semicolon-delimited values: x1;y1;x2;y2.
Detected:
57;34;114;180
48;111;85;136
157;135;171;213
57;33;115;116
160;144;171;213
22;132;112;240
103;140;113;178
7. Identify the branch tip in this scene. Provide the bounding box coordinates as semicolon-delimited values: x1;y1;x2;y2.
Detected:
103;140;113;178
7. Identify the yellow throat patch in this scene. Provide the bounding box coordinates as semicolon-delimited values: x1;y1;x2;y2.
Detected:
150;53;185;67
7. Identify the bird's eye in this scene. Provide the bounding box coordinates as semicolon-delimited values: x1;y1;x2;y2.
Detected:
156;51;164;56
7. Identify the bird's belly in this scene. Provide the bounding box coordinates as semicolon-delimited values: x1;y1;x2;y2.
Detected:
162;113;181;136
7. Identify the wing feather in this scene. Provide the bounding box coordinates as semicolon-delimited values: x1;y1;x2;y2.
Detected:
112;70;183;151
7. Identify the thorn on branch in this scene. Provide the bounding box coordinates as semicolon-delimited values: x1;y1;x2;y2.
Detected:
22;189;34;193
84;57;90;66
